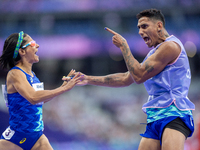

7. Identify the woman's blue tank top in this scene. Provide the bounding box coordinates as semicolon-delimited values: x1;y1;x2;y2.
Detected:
7;66;44;133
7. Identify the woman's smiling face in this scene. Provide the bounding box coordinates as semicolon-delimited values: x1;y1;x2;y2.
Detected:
21;35;40;63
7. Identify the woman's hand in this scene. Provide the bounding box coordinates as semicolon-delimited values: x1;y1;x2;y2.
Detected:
62;72;84;90
62;69;76;82
62;71;88;86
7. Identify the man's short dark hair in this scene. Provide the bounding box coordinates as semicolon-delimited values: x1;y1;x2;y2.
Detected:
136;8;165;27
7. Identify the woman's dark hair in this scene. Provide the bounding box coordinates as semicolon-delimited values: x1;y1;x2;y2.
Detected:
0;32;28;70
136;8;165;27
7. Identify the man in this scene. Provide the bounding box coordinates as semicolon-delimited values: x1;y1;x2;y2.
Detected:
72;9;195;150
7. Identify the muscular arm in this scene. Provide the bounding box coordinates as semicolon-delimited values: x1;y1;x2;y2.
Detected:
120;40;181;84
105;27;181;84
79;71;134;87
6;70;82;104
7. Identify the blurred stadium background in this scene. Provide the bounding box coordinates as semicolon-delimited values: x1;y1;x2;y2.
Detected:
0;0;200;149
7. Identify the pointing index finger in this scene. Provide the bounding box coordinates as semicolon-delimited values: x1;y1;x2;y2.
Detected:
105;27;118;35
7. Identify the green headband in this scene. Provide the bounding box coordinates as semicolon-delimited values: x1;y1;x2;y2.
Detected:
13;31;24;59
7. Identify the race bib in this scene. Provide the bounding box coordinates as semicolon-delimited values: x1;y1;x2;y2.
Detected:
32;82;44;91
2;126;15;140
32;82;44;105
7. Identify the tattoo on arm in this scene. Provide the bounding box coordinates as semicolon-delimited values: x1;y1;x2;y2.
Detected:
145;61;154;73
90;74;126;86
121;40;136;75
91;78;103;83
104;76;119;85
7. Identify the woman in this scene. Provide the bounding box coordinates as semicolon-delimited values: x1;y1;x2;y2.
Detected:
0;31;82;150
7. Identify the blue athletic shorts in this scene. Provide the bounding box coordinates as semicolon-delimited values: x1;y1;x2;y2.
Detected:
1;126;43;150
140;115;194;144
